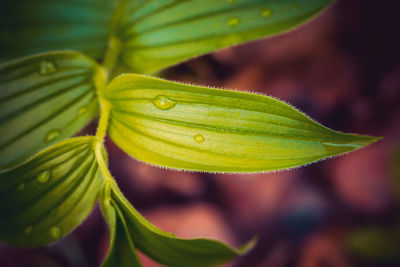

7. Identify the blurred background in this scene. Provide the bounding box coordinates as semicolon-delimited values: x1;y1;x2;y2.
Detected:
1;0;400;266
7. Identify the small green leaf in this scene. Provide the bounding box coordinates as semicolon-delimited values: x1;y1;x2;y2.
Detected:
104;180;253;266
103;74;381;172
0;51;104;169
100;184;142;267
116;0;334;73
0;0;119;59
0;137;103;247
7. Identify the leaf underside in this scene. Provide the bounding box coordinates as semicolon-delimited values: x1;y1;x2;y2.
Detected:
104;74;380;173
116;0;334;73
101;181;252;267
0;0;118;60
0;137;102;247
0;51;103;169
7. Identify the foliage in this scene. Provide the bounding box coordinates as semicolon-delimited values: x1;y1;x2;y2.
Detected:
0;0;380;266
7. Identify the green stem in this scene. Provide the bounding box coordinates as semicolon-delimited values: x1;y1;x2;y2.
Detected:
96;98;111;140
95;142;114;185
102;36;122;80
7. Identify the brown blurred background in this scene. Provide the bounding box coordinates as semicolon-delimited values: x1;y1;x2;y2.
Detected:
1;0;400;266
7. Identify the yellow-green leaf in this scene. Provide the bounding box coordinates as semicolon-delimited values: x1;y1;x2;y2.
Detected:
116;0;334;73
103;74;381;173
100;181;142;267
0;0;119;59
0;51;104;169
0;137;103;247
102;180;253;266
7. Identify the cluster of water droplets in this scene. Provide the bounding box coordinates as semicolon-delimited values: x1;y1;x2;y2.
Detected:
21;169;61;238
151;95;206;144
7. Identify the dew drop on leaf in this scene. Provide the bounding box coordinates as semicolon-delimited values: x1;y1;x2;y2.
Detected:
17;183;25;191
45;130;60;142
194;134;205;143
77;106;87;116
228;17;240;27
261;9;273;17
24;226;32;234
152;95;177;110
37;170;51;183
50;226;61;239
39;60;57;75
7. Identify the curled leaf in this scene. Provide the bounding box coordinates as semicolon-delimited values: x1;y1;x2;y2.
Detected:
103;74;381;172
100;180;253;266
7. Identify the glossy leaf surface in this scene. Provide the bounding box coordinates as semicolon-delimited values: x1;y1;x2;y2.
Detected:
104;74;380;172
0;51;103;169
116;0;333;73
0;137;102;247
102;180;251;266
0;0;118;59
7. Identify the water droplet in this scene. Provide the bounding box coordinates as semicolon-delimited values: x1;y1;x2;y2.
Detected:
194;134;205;143
226;0;235;3
37;170;51;183
78;106;87;116
45;130;60;142
24;226;32;234
152;95;176;110
50;226;61;239
17;183;25;191
228;17;240;27
39;60;57;75
261;9;272;17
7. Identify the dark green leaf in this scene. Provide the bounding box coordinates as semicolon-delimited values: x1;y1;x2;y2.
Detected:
0;0;119;59
0;51;104;169
100;183;142;267
0;137;103;247
104;74;381;172
116;0;334;73
106;180;254;266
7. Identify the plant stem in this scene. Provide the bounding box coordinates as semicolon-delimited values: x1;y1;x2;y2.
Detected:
102;36;121;80
96;98;111;140
95;142;114;185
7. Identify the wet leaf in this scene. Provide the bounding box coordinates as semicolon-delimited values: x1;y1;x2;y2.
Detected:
0;137;103;247
116;0;334;73
104;74;381;172
0;51;104;169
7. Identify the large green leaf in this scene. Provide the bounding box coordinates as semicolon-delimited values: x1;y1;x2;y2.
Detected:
100;183;142;267
0;137;103;247
0;0;119;59
101;180;252;266
115;0;334;73
0;51;104;169
103;74;381;172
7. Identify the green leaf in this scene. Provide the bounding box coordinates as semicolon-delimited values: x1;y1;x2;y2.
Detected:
116;0;334;73
0;137;103;247
103;180;253;266
100;182;142;267
103;74;381;172
0;0;119;59
0;51;104;169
